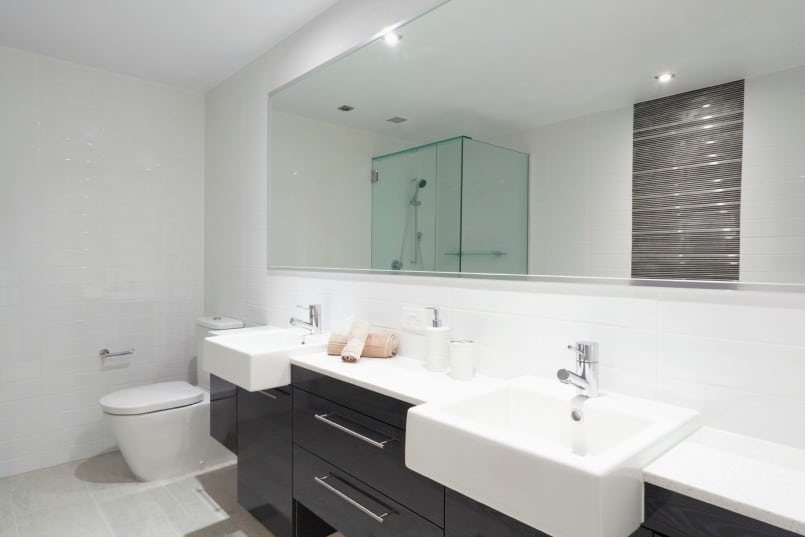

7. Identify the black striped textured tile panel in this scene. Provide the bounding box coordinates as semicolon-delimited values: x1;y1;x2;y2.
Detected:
632;79;744;281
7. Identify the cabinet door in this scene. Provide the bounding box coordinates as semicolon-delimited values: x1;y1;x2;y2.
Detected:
446;490;654;537
445;488;550;537
209;374;237;453
237;386;293;537
644;484;799;537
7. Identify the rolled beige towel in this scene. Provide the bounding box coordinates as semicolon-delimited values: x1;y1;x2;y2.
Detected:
328;332;399;358
340;320;369;363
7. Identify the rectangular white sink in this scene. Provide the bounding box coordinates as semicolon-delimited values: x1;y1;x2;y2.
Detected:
406;376;700;537
204;328;328;391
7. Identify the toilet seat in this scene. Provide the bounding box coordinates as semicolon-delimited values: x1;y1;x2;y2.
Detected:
100;381;204;416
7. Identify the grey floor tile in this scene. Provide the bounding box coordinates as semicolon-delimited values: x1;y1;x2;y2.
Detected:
14;495;111;537
7;460;95;517
96;485;189;537
0;498;17;537
165;465;240;515
0;455;300;537
77;451;163;502
180;510;273;537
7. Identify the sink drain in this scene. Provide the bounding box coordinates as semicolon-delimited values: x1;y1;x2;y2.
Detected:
570;408;584;422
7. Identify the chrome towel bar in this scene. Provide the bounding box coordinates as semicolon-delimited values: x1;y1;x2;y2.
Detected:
99;348;134;359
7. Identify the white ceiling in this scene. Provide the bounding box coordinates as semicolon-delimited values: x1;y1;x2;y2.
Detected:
0;0;340;91
273;0;805;142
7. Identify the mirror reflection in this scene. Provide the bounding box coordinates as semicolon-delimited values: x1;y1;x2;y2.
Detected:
269;0;805;284
370;137;528;274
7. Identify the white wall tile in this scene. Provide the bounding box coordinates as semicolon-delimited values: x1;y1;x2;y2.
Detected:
0;46;204;478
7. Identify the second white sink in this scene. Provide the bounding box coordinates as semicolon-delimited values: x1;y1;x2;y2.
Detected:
204;328;328;391
406;376;700;537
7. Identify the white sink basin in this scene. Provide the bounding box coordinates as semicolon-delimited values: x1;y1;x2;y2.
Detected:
204;328;328;391
406;376;700;537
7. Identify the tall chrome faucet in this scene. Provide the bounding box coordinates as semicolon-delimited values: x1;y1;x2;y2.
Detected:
290;304;321;334
557;341;599;397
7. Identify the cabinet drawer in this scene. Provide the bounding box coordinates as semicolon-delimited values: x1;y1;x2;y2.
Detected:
293;388;444;526
293;446;443;537
292;365;411;429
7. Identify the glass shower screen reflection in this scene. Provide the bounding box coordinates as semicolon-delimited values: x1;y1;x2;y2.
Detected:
371;137;528;274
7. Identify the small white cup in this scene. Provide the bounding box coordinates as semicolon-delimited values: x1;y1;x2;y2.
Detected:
448;339;475;381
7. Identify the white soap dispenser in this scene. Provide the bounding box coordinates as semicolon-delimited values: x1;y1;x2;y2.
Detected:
424;306;450;372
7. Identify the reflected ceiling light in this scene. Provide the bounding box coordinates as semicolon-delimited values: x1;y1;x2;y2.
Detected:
705;140;716;144
383;32;402;46
702;115;713;120
702;104;712;108
654;72;675;83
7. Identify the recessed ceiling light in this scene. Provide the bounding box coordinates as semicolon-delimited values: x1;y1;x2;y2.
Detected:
386;116;408;124
383;32;402;46
654;72;675;83
337;105;354;112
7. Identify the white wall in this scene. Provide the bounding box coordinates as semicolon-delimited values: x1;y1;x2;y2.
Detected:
205;0;805;450
741;65;805;283
270;110;414;269
0;47;205;477
499;107;633;277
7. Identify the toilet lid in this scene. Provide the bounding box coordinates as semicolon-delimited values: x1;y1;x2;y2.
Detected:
100;381;204;416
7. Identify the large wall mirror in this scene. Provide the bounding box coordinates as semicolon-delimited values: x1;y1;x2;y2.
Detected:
269;0;805;286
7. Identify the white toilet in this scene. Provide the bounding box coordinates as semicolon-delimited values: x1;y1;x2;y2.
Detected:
99;315;244;481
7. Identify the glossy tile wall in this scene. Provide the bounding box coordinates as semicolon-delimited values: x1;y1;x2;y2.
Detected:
0;47;205;477
206;0;805;452
741;65;805;283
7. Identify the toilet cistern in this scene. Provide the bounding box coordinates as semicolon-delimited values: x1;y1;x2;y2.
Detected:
557;341;599;397
290;304;322;334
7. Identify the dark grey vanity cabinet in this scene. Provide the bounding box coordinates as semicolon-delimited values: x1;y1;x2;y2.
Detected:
237;386;294;537
278;366;796;537
643;483;800;537
291;365;444;536
209;373;237;453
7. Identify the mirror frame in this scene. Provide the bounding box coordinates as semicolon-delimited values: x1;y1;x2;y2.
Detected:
265;2;805;294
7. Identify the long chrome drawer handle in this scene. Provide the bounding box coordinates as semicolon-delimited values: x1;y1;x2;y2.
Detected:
314;413;389;449
258;390;278;400
314;475;391;524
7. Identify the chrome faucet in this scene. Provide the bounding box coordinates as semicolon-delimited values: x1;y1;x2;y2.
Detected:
557;341;599;397
290;304;321;334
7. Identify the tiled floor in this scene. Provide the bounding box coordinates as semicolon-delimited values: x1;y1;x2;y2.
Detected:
0;452;344;537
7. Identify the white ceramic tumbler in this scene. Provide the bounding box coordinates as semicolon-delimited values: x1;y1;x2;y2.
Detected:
448;339;475;381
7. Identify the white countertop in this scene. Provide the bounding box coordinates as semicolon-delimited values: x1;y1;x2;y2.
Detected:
644;427;805;535
289;351;805;535
289;351;502;405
